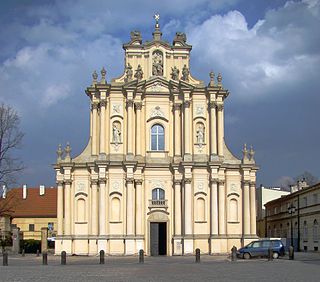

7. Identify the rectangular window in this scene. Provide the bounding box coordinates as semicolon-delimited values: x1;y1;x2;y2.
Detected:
48;222;54;231
303;197;307;207
29;224;35;231
11;224;17;228
313;194;318;205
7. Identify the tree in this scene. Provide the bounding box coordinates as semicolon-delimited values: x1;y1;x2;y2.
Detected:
0;103;24;187
294;171;319;186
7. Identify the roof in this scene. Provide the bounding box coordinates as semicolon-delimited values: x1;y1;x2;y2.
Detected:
0;187;57;218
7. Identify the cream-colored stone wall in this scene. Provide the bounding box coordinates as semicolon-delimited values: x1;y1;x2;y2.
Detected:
54;22;258;256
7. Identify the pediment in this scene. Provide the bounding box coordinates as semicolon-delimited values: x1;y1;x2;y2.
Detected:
145;77;170;93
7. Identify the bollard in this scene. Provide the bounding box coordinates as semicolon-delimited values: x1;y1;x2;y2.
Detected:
268;247;273;261
99;250;105;264
22;249;25;257
139;249;144;263
289;246;294;260
42;252;48;265
36;249;40;257
3;252;8;266
231;246;237;262
195;248;200;263
61;251;66;265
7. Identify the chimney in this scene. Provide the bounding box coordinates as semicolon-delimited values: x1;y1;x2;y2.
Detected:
2;185;6;199
39;185;45;196
22;184;27;199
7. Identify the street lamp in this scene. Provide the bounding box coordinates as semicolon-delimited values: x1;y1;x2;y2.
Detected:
288;204;296;248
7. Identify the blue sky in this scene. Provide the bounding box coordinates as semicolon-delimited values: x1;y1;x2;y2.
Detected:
0;0;319;187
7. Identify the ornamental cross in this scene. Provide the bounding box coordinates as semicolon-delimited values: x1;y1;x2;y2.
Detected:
154;13;160;24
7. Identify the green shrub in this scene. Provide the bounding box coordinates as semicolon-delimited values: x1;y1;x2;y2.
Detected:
21;239;41;253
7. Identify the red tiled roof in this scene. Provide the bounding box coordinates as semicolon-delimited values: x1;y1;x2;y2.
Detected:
0;187;57;218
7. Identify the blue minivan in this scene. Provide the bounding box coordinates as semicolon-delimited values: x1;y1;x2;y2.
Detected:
237;239;285;259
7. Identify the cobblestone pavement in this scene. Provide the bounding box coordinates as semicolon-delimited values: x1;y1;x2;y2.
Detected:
1;252;320;282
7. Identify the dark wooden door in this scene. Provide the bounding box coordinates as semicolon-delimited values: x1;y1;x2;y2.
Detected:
150;223;159;256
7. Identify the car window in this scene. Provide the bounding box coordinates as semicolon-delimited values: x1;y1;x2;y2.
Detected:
252;242;261;248
272;241;281;247
246;243;253;248
261;241;271;248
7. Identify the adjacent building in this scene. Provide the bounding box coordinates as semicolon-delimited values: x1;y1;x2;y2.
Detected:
265;182;320;251
54;18;258;256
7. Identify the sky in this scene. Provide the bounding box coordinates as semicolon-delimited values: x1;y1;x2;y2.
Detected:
0;0;319;188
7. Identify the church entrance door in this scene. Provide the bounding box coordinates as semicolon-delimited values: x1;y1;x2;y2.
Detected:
150;222;167;256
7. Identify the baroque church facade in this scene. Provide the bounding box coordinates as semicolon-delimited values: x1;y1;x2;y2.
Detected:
54;19;258;256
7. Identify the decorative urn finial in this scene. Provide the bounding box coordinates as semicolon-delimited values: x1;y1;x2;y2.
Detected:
209;71;215;87
56;144;63;163
249;145;255;162
64;142;71;161
242;143;249;161
100;67;107;84
217;73;222;87
92;70;98;86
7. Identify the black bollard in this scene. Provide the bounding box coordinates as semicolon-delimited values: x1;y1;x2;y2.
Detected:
42;252;48;265
61;251;66;265
3;252;8;266
22;249;25;257
289;246;294;260
139;249;144;263
195;248;200;263
268;247;273;261
231;246;237;262
36;249;40;257
99;250;105;264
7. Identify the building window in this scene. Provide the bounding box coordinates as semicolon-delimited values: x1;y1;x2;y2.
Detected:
48;222;54;231
29;224;35;232
303;221;308;241
313;194;318;205
303;197;307;207
313;220;319;242
111;197;121;222
151;124;164;151
152;188;165;200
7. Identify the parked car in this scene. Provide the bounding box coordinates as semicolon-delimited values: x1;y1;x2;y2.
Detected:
237;239;285;259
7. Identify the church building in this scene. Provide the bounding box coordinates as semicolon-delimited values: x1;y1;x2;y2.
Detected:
54;17;258;256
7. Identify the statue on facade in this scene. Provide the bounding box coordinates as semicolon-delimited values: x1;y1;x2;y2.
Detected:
112;123;121;144
242;143;249;160
181;64;189;81
130;30;142;44
152;50;163;76
196;124;205;144
249;145;255;161
174;32;187;43
171;66;179;80
56;144;63;162
134;64;143;80
64;142;71;161
125;63;133;82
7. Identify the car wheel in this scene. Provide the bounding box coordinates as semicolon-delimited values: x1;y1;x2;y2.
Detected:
243;253;251;260
272;252;279;259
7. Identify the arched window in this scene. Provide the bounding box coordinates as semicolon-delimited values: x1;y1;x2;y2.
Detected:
152;188;165;200
151;124;164;151
313;220;319;242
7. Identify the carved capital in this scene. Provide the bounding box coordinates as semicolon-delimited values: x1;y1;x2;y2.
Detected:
126;178;134;184
56;180;64;186
91;102;99;111
216;103;224;111
173;179;182;185
184;100;191;108
173;103;181;111
242;180;251;186
184;178;192;184
218;180;225;185
209;101;216;109
100;100;107;107
135;179;143;185
135;102;142;110
210;178;219;185
126;100;134;108
91;179;99;186
64;179;72;185
99;178;107;185
250;181;256;188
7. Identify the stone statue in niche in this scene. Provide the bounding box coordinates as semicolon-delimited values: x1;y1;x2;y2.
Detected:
112;122;121;144
152;50;163;76
134;65;143;80
181;64;189;81
171;66;179;80
125;63;133;81
196;123;205;144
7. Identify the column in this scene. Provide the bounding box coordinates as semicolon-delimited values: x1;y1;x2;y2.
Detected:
184;100;191;156
64;180;72;235
217;104;224;156
218;180;226;235
184;179;192;235
91;102;98;155
135;103;142;155
57;181;64;236
127;100;134;155
99;179;106;235
174;180;182;235
126;178;135;235
209;102;217;155
250;181;257;235
243;180;251;235
174;103;181;157
210;179;219;235
135;180;143;235
91;180;98;235
99;100;106;154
